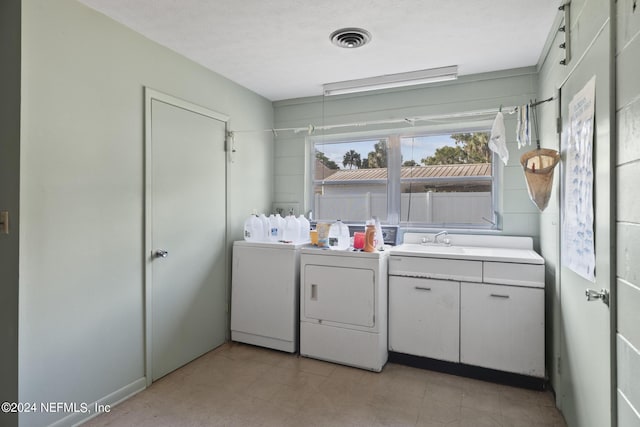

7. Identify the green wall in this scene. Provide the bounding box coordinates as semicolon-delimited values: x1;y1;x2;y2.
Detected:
0;1;21;426
12;1;634;426
273;68;542;244
615;0;640;425
18;1;273;426
537;1;615;426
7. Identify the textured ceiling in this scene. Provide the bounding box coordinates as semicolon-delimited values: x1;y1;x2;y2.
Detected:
78;0;560;101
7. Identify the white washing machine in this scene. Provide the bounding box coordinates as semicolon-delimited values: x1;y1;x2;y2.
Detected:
231;240;305;353
299;248;388;372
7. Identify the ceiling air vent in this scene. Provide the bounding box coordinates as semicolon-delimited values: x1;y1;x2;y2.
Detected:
330;28;371;49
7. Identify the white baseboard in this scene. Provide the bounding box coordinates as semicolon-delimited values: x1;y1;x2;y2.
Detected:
44;377;147;427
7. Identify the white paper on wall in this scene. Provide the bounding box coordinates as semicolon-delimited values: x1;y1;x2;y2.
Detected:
562;76;596;282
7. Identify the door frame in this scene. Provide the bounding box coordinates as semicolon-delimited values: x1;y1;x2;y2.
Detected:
143;87;229;386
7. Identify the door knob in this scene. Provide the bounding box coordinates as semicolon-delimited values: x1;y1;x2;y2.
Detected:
585;288;609;306
154;249;169;259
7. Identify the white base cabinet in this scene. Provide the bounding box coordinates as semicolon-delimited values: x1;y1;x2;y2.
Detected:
389;277;460;363
389;244;545;379
460;282;545;377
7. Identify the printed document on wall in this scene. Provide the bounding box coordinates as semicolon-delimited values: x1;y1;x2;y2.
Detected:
562;76;596;282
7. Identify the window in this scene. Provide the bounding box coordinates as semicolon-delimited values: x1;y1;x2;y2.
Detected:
311;129;496;229
400;133;494;227
313;139;388;222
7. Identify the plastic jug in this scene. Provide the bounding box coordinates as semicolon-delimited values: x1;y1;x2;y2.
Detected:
297;214;311;242
258;214;270;242
243;215;264;242
268;214;284;242
282;214;300;243
275;213;286;238
374;217;384;250
328;220;350;250
364;224;377;252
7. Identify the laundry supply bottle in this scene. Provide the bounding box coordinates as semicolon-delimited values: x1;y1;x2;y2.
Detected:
268;214;283;242
275;213;286;238
364;223;377;252
315;222;330;248
297;214;311;243
258;213;270;242
282;214;300;243
328;220;350;250
243;214;264;242
373;217;384;250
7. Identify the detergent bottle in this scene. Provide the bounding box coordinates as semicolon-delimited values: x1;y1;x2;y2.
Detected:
364;223;377;252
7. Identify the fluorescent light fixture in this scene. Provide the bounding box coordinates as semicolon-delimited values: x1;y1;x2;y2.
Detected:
323;65;458;96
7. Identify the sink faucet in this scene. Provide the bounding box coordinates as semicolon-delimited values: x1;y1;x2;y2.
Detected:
434;230;448;244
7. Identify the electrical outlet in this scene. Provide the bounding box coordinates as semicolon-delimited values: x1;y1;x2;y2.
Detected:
272;202;300;216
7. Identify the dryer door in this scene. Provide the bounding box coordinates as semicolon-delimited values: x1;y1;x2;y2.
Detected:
303;265;374;328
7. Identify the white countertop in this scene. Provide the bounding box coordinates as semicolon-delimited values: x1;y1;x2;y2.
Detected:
390;243;544;265
392;232;544;264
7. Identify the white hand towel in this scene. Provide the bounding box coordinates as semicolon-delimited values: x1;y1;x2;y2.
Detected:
516;107;523;149
525;104;531;146
489;112;509;165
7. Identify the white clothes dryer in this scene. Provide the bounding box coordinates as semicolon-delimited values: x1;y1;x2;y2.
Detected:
299;248;388;372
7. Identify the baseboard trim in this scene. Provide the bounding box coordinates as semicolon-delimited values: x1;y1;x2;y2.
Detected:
44;377;147;427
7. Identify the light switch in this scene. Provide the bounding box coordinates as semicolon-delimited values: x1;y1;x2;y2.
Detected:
0;211;8;234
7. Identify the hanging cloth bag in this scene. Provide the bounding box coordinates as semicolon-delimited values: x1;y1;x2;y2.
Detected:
520;148;560;211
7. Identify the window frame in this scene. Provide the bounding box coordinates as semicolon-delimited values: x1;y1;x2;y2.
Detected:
307;122;500;230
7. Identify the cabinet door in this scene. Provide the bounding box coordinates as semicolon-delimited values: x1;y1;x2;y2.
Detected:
460;282;544;377
389;277;459;362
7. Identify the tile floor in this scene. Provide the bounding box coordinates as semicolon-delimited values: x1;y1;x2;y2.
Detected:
84;342;566;427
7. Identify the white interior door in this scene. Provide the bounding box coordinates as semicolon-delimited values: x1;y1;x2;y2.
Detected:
145;89;227;382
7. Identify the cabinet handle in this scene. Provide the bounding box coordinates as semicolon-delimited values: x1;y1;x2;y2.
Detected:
415;286;432;291
490;293;510;299
311;284;318;300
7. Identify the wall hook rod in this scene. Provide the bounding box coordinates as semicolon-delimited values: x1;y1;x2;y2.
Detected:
529;97;554;108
